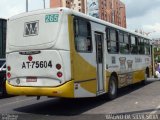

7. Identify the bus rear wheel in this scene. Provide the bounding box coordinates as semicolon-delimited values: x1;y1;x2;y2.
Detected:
108;76;118;100
142;68;149;85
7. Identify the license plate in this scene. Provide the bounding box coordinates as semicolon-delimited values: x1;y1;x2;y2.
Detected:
22;60;52;69
26;77;37;82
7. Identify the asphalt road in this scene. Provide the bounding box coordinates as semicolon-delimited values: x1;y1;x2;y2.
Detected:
0;81;160;120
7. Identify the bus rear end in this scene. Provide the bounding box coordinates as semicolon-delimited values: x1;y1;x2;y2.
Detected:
6;8;73;98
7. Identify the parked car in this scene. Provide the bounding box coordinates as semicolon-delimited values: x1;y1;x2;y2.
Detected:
0;59;6;96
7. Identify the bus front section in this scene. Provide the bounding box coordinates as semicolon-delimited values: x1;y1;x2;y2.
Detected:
6;8;74;98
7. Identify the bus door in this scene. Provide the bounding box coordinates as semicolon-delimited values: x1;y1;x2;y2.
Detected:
95;32;105;94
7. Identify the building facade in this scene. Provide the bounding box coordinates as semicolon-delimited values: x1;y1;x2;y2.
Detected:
98;0;126;28
50;0;86;13
50;0;73;8
50;0;126;28
71;0;86;13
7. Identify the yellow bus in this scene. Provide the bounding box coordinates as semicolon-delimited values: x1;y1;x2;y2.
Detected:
6;8;152;99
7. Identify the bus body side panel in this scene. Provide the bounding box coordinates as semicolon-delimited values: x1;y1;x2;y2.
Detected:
68;14;152;98
107;53;151;88
89;22;108;95
68;15;98;98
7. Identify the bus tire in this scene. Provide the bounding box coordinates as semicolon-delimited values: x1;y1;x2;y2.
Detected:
107;75;118;100
142;68;149;85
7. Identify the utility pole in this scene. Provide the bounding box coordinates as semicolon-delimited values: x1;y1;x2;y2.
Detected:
26;0;28;12
43;0;46;9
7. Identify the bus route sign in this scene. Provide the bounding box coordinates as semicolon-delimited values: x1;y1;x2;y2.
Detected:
45;14;59;23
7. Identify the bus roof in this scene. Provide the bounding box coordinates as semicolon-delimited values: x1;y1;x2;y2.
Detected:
9;7;151;40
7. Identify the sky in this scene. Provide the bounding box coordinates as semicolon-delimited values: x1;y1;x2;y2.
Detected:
0;0;160;38
0;0;50;18
121;0;160;38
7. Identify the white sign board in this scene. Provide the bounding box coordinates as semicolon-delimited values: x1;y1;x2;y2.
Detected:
87;0;99;18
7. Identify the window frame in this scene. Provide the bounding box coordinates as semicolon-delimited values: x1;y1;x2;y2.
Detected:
130;35;139;54
73;17;93;53
119;31;130;54
138;37;145;55
106;27;119;54
144;39;150;55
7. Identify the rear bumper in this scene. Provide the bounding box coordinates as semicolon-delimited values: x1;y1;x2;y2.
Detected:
6;80;74;98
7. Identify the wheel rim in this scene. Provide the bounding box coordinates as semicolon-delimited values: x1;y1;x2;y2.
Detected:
110;80;116;95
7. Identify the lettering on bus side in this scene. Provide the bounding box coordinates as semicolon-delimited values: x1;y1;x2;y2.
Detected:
135;57;142;63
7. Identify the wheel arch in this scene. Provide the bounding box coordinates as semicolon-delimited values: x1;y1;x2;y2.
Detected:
107;71;119;100
146;66;150;77
110;71;119;87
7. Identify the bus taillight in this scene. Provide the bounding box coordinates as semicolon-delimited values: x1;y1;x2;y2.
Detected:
56;64;61;70
28;55;33;61
7;72;11;79
57;72;62;78
7;66;11;71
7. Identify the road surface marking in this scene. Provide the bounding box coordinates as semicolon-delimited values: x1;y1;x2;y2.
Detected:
149;105;160;114
0;97;35;108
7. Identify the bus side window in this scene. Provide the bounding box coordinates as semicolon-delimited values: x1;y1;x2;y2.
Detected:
74;19;78;37
139;38;145;54
119;32;129;54
106;28;110;52
74;18;92;52
144;39;150;55
107;28;118;53
131;35;138;54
